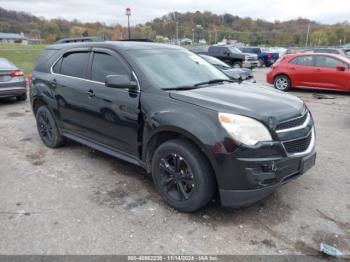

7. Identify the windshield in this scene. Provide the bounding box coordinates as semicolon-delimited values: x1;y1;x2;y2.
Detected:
199;54;231;70
129;49;229;90
228;47;242;54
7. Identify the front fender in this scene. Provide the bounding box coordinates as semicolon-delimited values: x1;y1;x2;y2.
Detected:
140;93;240;186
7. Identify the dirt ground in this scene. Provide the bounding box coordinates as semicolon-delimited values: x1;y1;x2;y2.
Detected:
0;68;349;255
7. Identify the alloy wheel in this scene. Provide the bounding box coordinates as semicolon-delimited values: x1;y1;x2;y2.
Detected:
275;77;289;90
159;153;195;201
37;111;53;145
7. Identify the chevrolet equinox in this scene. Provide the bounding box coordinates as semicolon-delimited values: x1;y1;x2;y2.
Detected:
30;42;316;212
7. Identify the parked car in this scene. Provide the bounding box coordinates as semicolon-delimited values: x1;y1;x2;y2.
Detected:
267;53;350;92
301;48;348;58
344;48;350;58
0;58;27;101
191;45;259;69
239;47;279;67
31;42;316;212
198;54;256;83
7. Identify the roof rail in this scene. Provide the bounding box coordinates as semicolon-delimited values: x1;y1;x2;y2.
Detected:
55;37;104;44
118;38;154;42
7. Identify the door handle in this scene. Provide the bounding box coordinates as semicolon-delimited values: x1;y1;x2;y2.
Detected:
314;68;321;72
51;79;57;88
87;89;95;98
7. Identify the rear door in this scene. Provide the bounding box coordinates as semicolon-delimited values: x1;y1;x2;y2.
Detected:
313;55;349;91
51;48;92;135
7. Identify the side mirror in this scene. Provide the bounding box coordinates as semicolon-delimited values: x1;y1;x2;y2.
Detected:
336;64;346;71
105;75;138;91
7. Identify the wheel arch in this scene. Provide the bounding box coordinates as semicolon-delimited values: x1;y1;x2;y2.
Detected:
143;126;216;178
32;97;48;115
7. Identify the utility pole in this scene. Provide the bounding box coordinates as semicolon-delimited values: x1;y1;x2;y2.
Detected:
125;7;131;40
317;32;321;47
192;28;195;45
214;30;218;44
305;23;311;48
176;21;179;45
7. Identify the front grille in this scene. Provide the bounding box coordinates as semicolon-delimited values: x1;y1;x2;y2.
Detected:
283;131;312;154
277;112;308;130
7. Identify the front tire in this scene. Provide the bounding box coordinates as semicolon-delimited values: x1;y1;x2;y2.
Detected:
274;75;291;91
35;106;65;148
151;139;216;212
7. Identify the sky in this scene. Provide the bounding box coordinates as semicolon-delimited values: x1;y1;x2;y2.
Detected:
0;0;349;26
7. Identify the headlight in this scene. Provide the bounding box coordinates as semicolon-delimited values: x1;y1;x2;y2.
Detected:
218;113;272;145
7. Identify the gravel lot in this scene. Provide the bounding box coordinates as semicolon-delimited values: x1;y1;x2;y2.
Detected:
0;68;349;255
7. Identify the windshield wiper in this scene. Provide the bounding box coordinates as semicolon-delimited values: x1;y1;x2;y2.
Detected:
193;79;233;87
161;85;200;91
162;79;233;91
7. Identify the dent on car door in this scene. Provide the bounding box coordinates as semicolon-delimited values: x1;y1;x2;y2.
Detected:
313;56;349;91
82;49;140;156
51;50;92;134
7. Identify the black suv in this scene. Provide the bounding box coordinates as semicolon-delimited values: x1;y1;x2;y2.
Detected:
30;42;316;212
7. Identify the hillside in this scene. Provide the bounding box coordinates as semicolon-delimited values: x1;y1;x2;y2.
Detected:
0;7;349;46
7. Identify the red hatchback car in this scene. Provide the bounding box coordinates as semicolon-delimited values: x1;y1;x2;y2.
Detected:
267;53;350;92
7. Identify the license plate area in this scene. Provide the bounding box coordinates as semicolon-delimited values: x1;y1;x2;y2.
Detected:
0;75;11;82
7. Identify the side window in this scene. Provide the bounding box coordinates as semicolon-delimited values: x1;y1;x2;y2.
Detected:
314;56;347;69
291;56;315;67
60;52;90;78
91;52;129;83
52;58;62;73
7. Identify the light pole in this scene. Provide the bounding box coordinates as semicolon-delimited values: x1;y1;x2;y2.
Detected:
305;23;311;48
125;7;131;40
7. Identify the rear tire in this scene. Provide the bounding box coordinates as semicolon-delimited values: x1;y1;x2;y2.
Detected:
274;75;291;91
151;139;216;212
16;93;27;101
35;106;65;148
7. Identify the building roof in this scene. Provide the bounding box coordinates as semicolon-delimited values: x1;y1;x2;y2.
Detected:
0;32;27;40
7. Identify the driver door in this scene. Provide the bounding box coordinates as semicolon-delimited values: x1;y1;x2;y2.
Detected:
82;48;140;156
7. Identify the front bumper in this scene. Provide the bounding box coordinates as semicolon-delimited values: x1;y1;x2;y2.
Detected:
219;152;316;207
0;86;27;98
242;61;259;68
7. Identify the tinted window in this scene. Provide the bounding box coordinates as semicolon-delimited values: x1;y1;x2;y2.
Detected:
291;56;315;66
91;52;128;83
61;52;90;78
314;56;347;69
52;58;62;73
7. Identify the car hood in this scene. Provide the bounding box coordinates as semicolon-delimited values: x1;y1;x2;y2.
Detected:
242;52;258;58
223;68;252;80
169;83;304;126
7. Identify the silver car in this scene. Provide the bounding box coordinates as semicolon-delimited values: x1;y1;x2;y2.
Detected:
0;58;27;101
